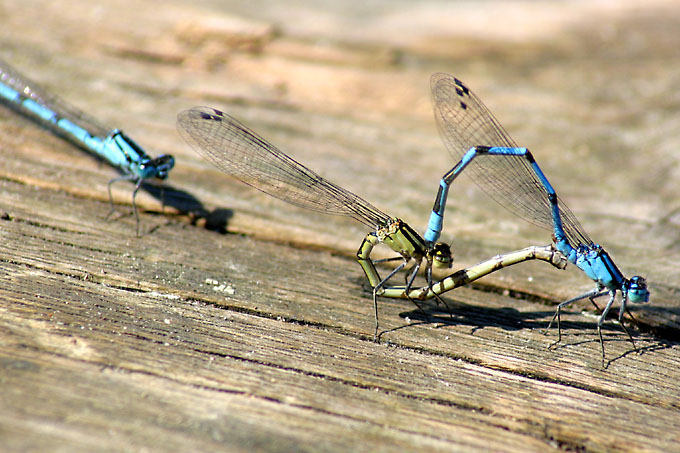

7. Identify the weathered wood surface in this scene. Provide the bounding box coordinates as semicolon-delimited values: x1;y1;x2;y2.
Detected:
1;0;679;451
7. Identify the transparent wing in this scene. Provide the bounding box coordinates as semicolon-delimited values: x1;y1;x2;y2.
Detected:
431;73;591;246
177;107;390;229
0;57;110;137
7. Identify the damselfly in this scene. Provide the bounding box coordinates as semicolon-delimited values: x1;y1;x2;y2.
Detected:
0;57;174;235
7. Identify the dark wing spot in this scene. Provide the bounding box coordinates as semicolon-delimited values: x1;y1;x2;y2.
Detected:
200;110;223;121
212;108;224;116
454;78;469;95
459;101;467;110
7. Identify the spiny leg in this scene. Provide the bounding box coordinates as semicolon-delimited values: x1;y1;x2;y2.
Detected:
620;302;641;353
373;256;407;264
596;291;618;368
613;292;638;354
425;261;453;317
586;290;609;312
545;287;602;347
614;320;637;355
372;259;408;340
356;233;409;340
402;259;429;315
131;178;143;236
591;290;637;354
107;174;141;235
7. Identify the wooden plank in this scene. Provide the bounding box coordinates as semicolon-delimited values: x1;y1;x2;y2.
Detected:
1;179;679;452
1;0;679;451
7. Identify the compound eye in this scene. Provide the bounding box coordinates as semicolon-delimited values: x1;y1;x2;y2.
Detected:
432;243;453;269
628;276;649;303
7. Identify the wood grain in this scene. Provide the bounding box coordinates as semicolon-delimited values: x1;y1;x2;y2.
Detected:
1;1;679;451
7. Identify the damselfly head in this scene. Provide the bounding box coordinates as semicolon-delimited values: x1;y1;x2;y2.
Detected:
432;242;453;269
627;275;650;303
151;154;176;179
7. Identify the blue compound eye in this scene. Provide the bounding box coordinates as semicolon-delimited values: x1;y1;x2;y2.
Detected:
628;276;649;303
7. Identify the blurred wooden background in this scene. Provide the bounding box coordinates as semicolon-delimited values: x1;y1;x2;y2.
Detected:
1;0;679;451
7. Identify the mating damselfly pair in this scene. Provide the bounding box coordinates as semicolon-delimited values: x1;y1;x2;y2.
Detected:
0;57;649;365
177;74;649;366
